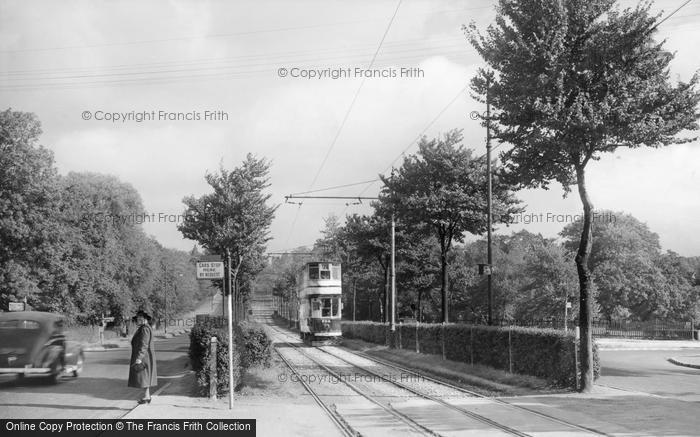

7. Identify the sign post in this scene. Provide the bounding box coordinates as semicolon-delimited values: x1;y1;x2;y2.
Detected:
197;252;239;410
196;261;224;280
226;249;234;410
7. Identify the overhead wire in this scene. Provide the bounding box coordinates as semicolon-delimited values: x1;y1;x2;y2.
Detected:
306;0;404;191
322;0;699;203
280;0;403;250
0;4;495;54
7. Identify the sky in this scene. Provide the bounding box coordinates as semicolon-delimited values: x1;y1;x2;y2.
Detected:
1;0;699;256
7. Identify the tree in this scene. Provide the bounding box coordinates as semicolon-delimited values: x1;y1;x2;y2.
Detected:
562;211;698;321
313;214;344;262
467;0;700;390
381;129;520;323
179;154;277;317
0;109;60;309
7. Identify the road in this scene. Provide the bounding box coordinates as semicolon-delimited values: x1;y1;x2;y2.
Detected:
0;332;190;419
599;349;700;402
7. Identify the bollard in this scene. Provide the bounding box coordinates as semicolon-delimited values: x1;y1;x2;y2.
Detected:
441;323;446;360
470;325;474;366
415;321;419;354
209;336;218;400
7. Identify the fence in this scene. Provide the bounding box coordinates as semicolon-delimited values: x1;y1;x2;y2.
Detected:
472;318;697;340
590;319;695;339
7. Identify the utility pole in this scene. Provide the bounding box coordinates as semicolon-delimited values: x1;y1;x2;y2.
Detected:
352;278;356;322
163;264;168;334
486;76;494;326
390;211;396;333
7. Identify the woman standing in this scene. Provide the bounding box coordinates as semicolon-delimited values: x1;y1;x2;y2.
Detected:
128;310;158;404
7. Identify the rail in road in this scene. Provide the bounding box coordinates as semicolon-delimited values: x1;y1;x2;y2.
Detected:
266;322;610;437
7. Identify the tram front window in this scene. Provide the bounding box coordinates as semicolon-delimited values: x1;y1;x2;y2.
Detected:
309;264;319;279
321;298;332;317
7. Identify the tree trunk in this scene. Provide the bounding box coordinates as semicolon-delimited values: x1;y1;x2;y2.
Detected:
575;166;594;393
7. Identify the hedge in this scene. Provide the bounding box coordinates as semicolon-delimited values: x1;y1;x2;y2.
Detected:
342;321;600;388
237;321;273;369
189;317;272;396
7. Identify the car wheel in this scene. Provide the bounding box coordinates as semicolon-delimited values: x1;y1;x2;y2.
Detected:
48;361;62;384
48;371;60;384
73;352;84;377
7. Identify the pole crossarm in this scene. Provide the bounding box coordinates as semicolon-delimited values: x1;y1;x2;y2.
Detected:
284;195;379;201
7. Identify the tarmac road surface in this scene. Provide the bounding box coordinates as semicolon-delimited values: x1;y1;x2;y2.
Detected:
599;349;700;402
0;333;190;419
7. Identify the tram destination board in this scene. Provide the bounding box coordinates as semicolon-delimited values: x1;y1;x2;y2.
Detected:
196;261;224;279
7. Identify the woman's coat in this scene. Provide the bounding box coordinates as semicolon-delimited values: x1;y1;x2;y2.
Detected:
128;324;158;388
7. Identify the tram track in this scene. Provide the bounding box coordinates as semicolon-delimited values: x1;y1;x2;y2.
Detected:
318;345;610;437
269;325;439;437
270;325;526;436
268;322;610;436
274;345;358;437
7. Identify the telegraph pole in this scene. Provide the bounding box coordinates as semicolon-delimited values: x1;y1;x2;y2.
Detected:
390;211;396;332
163;264;168;334
486;76;494;326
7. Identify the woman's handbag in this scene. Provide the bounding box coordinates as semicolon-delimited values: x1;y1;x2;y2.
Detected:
131;361;146;372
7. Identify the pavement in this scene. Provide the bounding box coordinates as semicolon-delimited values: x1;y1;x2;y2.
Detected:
122;389;342;437
118;329;342;437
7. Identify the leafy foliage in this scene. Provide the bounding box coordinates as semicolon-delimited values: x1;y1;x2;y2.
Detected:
381;129;521;322
179;154;277;304
189;318;272;396
0;109;211;320
466;0;699;391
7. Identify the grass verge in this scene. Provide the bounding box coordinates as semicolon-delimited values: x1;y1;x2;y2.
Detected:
341;338;569;397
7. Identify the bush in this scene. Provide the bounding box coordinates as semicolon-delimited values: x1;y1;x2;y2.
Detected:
236;321;272;368
189;317;273;396
189;320;241;396
342;321;601;388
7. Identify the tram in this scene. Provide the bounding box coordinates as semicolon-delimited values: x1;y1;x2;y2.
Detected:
297;262;342;344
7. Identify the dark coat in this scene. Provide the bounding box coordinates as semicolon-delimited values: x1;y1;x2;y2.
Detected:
128;324;157;388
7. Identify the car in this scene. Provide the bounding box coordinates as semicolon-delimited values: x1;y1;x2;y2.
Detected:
0;311;85;383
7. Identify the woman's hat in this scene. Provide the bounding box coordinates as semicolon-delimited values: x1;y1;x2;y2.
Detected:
132;310;152;322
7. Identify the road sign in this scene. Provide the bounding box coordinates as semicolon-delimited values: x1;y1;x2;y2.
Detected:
8;302;25;312
196;261;224;279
